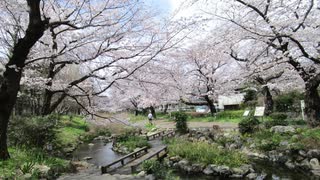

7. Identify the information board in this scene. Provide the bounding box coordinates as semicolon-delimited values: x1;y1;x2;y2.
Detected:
254;107;265;117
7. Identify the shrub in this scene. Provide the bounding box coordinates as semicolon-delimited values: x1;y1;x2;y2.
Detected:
145;123;157;132
243;89;258;103
173;112;188;133
274;91;303;112
8;114;59;148
115;135;150;152
269;112;288;120
238;114;260;135
142;160;179;179
142;159;163;175
264;112;288;128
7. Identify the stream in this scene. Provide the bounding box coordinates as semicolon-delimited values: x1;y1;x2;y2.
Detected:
72;140;316;180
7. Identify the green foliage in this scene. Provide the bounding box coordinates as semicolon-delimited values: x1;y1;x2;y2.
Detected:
0;147;69;179
8;114;59;148
142;160;180;180
295;128;320;150
238;114;260;135
183;110;244;123
166;139;247;167
129;114;146;123
264;113;288;129
274;91;304;112
269;112;288;120
216;110;245;119
19;161;35;174
243;89;258;103
142;159;162;175
247;128;320;152
173;112;188;133
116;135;150;152
145;123;157;132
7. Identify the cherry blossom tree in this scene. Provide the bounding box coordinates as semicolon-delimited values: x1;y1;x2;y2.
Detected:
0;0;185;160
222;0;320;126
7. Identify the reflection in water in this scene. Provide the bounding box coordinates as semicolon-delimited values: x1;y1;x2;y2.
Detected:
72;140;124;167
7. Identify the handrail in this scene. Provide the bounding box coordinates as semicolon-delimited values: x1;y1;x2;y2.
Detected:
101;146;148;173
130;146;168;173
161;131;175;140
146;131;165;140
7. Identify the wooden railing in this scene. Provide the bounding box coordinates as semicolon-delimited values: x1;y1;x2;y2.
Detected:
146;131;165;140
130;146;168;173
101;146;148;174
161;131;175;140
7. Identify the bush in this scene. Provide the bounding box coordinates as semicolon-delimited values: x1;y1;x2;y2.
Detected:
269;112;288;120
173;112;188;133
238;114;260;135
243;89;258;103
142;160;179;180
8;114;59;148
115;135;150;152
274;91;303;112
264;112;288;129
142;159;163;175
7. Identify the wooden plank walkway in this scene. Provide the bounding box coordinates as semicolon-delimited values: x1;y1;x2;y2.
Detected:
101;146;148;173
113;145;168;174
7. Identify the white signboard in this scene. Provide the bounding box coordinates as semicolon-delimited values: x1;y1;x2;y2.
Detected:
243;110;250;117
301;100;305;121
254;107;265;117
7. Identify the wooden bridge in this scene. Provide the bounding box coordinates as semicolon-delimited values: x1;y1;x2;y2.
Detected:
101;130;174;174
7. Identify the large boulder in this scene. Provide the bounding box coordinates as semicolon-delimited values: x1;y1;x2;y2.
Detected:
211;165;231;176
203;166;214;175
310;158;320;170
33;164;51;178
307;149;320;159
270;126;295;134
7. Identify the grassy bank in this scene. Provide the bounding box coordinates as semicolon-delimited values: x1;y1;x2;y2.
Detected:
0;148;70;179
166;138;247;167
246;128;320;152
184;110;244;123
2;114;112;179
116;135;150;152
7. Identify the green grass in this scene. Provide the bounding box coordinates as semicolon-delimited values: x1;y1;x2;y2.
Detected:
55;115;89;149
185;110;245;123
117;136;151;152
0;147;69;179
166;138;247;167
128;114;146;123
246;127;320;152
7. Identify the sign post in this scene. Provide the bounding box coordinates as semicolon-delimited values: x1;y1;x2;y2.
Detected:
243;110;250;117
301;100;305;121
254;107;265;117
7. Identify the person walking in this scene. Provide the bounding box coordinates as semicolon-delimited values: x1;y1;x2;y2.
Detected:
148;112;153;125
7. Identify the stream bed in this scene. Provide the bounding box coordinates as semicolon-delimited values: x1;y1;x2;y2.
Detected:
72;140;317;180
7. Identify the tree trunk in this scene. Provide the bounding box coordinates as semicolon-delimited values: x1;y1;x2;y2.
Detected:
41;90;54;115
0;0;46;160
134;109;139;116
263;86;273;116
204;95;216;116
150;106;156;119
305;83;320;127
163;104;168;114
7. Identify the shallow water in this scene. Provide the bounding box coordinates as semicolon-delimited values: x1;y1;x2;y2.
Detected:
72;140;124;167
